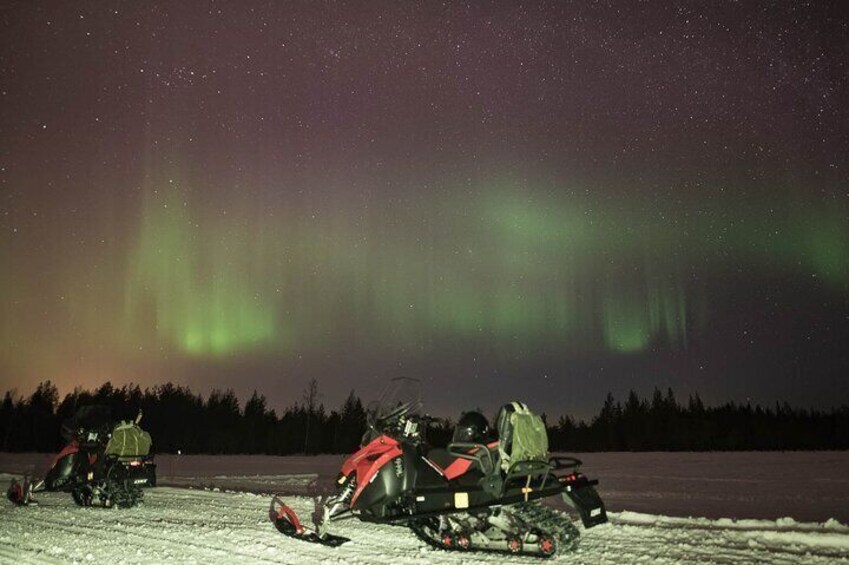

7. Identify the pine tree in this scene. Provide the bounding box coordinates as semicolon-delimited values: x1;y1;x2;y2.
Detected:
0;391;14;452
302;379;320;454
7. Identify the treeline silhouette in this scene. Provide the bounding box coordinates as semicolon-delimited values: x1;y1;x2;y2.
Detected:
550;389;849;451
0;380;376;455
1;381;847;454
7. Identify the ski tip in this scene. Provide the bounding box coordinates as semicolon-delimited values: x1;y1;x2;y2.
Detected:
7;479;28;506
316;534;350;547
269;495;350;547
270;497;307;535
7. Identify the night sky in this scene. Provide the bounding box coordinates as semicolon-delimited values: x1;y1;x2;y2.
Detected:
1;2;847;419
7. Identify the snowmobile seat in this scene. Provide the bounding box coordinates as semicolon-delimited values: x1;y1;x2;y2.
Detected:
425;447;455;470
445;441;499;481
426;442;499;484
426;448;482;485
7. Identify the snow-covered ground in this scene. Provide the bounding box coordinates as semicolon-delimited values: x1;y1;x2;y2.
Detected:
2;452;848;564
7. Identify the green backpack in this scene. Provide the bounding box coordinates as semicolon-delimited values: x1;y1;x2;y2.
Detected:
499;401;549;472
105;421;152;458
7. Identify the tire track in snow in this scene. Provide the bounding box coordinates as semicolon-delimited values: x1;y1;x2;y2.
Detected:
582;515;849;565
0;538;58;565
3;490;288;565
606;512;849;559
7;511;283;564
2;487;848;564
584;523;796;565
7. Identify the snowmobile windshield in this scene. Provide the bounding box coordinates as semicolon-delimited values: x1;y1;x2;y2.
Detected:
61;405;113;440
367;378;422;433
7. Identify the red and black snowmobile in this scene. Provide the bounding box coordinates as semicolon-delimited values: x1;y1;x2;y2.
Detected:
270;378;607;558
7;405;156;508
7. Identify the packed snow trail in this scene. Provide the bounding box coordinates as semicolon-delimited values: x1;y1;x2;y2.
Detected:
1;485;847;564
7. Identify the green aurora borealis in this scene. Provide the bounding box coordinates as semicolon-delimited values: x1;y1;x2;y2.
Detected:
1;2;847;415
3;171;846;399
124;176;845;359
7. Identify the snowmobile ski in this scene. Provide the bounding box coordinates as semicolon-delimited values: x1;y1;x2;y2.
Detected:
269;496;350;547
7;477;35;506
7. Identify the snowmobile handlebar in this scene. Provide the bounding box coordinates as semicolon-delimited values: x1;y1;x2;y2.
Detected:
367;408;437;443
369;400;415;431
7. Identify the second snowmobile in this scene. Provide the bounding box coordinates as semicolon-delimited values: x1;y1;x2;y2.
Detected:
270;378;607;558
7;405;157;508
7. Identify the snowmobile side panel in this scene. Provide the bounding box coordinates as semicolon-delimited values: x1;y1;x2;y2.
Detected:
353;451;407;518
347;436;403;509
414;455;446;488
399;443;421;491
45;450;84;491
341;434;400;478
50;441;81;468
406;479;566;518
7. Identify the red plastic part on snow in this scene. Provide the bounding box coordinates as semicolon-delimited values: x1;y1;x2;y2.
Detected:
269;496;350;548
269;497;306;534
7;480;24;505
6;478;33;506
